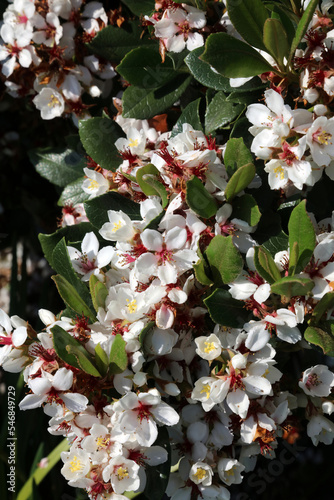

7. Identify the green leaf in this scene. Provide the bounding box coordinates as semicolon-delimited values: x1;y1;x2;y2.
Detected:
204;288;249;328
52;238;93;311
171;98;202;137
58;177;89;206
262;230;289;256
79;117;125;171
205;235;243;286
288;200;316;273
225;163;256;202
311;292;334;325
122;0;154;16
224;138;254;177
136;164;168;207
288;241;299;276
142;426;171;500
226;0;269;52
254;246;282;284
186;176;218;218
95;343;109;377
204;91;244;134
52;275;96;320
39;222;101;268
304;325;334;356
28;148;85;187
109;334;128;375
89;275;108;312
84;191;141;228
17;439;69;500
288;0;319;62
193;250;213;286
232;194;261;226
201;33;274;78
271;276;314;298
263;18;289;67
269;5;296;45
185;47;266;92
122;74;192;119
52;325;101;376
87;21;155;62
117;46;175;88
139;321;155;345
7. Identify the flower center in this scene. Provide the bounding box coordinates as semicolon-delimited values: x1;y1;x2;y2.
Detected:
194;468;207;481
48;94;61;108
88;179;99;190
128;138;139;148
204;341;215;353
112;220;123;232
273;165;285;180
200;384;211;399
116;466;129;481
69;456;84;473
126;299;137;313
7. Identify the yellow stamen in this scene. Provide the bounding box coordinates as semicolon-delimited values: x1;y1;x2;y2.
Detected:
48;94;60;107
128;138;139;148
204;341;216;354
317;131;332;145
112;220;123;232
69;456;84;473
200;384;211;399
273;165;285;180
226;467;235;477
126;299;137;313
117;466;129;480
194;468;207;481
88;179;99;190
96;436;109;448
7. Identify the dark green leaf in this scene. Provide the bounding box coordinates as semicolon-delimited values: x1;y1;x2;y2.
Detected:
225;163;256;202
139;321;155;345
270;5;296;45
205;91;244;134
288;200;316;273
89;275;108;312
226;0;269;51
186;176;218;218
254;246;282;284
28;148;85;187
224;138;253;177
142;427;171;500
262;230;289;256
117;46;175;88
201;33;273;78
52;275;96;321
58;177;89;206
52;325;101;376
95;343;109;377
311;292;334;325
122;0;154;16
289;0;319;62
271;276;314;298
122;74;192;119
263;18;289;67
204;288;249;328
109;334;128;375
136;164;168;208
87;21;155;62
232;194;261;226
84;191;141;228
171;98;202;137
193;250;213;286
288;241;299;276
205;235;243;286
79;117;125;171
304;324;334;356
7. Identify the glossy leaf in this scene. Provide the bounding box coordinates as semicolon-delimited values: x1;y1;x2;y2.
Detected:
186;176;218;219
271;276;314;298
79;117;125;171
122;75;192;119
288;0;319;62
254;246;282;284
52;325;101;376
288;241;299;276
201;33;273;78
205;235;243;286
122;0;154;16
225;163;256;202
262;230;289;256
193;250;213;286
171;98;202;137
204;288;249;328
232;194;261;227
288;200;316;273
28;148;85;187
52;275;96;321
311;292;334;325
89;275;108;312
205;91;244;134
109;334;128;374
58;177;89;206
95;343;109;377
304;324;334;357
139;321;155;345
136;164;168;207
226;0;269;52
263;18;289;67
224;137;253;177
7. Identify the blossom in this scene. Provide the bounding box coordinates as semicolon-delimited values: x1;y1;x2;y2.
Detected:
33;88;65;120
67;231;113;281
299;365;334;397
0;23;32;76
217;458;245;486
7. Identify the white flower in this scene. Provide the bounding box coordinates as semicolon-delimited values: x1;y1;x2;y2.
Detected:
32;12;63;46
33;88;65;120
115;127;147;156
99;210;136;242
195;334;222;361
61;448;90;482
217;458;245;486
0;23;32;76
67;231;113;281
103;456;140;494
306;116;334;166
307;414;334;445
189;462;213;486
264;309;302;344
191;377;230;412
299;365;334;397
82;167;109;199
0;309;28;372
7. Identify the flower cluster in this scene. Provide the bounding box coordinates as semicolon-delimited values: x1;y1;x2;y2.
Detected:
0;0;115;120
